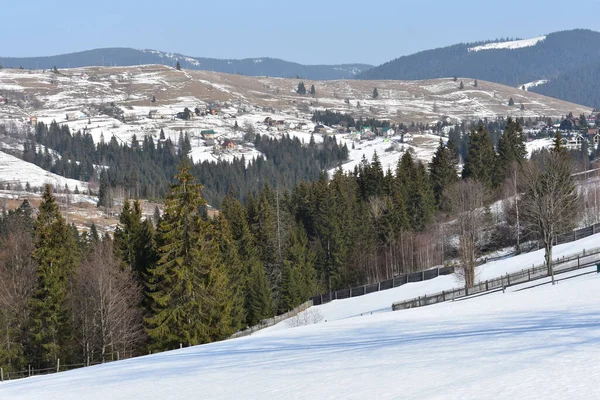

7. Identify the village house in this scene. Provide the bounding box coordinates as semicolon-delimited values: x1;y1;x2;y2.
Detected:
0;96;5;105
123;113;138;123
201;129;215;140
403;132;414;142
314;124;327;134
148;110;161;119
222;139;235;150
29;116;37;125
66;112;85;121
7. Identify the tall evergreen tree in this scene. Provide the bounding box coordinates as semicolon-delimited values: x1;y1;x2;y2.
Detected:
28;185;79;368
145;164;234;350
462;125;496;188
429;140;459;208
495;118;527;186
278;224;318;312
372;87;379;99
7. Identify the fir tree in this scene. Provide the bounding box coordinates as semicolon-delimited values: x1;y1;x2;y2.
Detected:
508;97;515;106
175;61;181;71
372;87;379;99
429;139;459;208
28;185;79;368
310;84;316;96
97;170;112;209
146;163;233;350
495;118;527;186
278;224;318;312
297;82;307;95
553;132;566;154
459;81;464;90
462;125;496;188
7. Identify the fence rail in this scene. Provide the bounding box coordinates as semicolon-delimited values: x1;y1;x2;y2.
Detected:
229;300;313;339
392;246;600;311
311;222;600;306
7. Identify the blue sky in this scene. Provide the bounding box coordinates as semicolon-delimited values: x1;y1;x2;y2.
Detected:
3;0;599;65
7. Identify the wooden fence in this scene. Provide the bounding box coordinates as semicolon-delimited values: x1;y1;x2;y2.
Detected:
229;300;313;339
311;222;600;307
392;246;600;311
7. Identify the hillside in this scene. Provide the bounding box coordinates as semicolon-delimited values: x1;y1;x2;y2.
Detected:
1;232;599;399
0;64;589;125
0;48;372;81
0;64;591;204
358;29;600;104
530;62;600;108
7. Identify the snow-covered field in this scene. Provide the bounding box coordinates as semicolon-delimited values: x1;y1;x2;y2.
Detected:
0;150;88;190
1;233;599;400
468;36;546;52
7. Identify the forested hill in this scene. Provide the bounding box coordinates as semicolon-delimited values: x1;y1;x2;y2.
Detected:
0;48;372;80
357;30;600;89
529;62;600;108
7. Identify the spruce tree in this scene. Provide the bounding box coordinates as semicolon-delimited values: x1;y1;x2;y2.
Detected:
462;125;496;188
28;185;78;368
278;224;317;312
175;61;181;71
372;87;379;99
247;262;274;325
310;84;316;96
212;216;246;331
114;199;141;272
297;82;306;95
495;118;527;187
146;163;233;350
429;139;459;208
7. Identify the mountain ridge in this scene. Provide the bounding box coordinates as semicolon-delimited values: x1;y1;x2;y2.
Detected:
0;48;373;81
356;29;600;107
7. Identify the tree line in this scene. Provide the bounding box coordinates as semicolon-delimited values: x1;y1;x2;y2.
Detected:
0;118;589;372
20;122;348;206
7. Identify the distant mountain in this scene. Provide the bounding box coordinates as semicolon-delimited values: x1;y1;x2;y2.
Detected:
529;62;600;108
358;29;600;93
0;48;373;81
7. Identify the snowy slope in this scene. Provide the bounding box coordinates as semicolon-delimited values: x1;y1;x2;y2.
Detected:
1;234;600;399
0;150;88;190
1;269;598;399
263;232;600;326
468;36;546;52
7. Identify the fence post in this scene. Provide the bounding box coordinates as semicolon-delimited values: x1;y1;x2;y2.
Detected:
28;364;31;377
507;273;510;287
442;291;445;301
56;358;60;373
378;282;381;291
422;271;425;281
486;280;488;291
578;256;580;268
1;367;3;382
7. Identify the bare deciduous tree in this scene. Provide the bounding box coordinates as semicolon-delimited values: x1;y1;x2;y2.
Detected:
521;151;577;283
0;216;37;369
74;240;144;364
445;179;489;288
